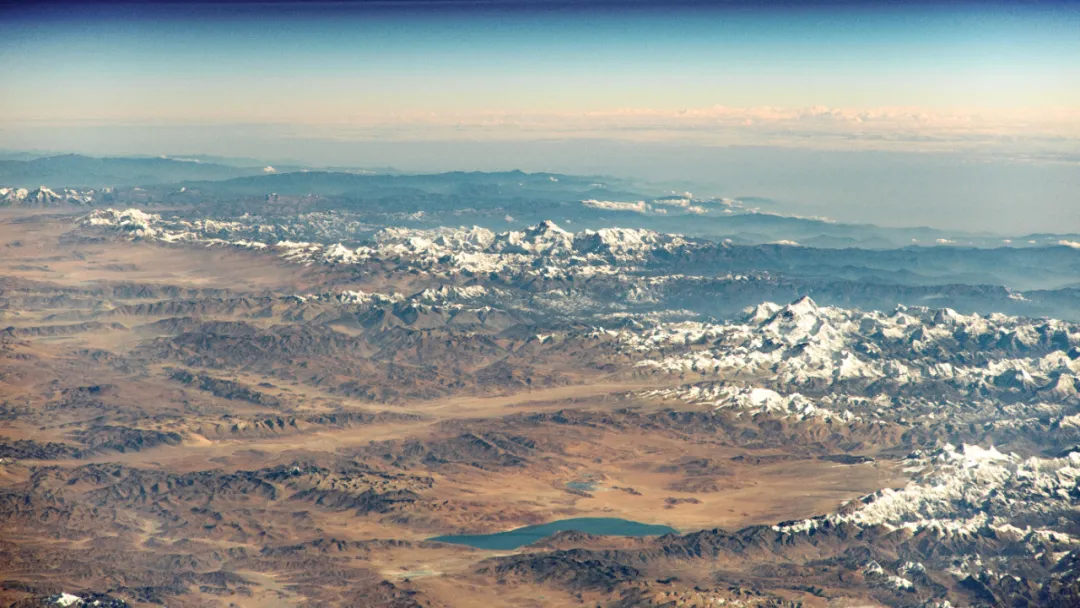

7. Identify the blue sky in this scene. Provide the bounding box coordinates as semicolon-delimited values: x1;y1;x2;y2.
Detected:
2;1;1078;125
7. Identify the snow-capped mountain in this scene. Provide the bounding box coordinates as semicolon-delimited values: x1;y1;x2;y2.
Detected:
81;209;698;279
0;186;102;206
624;297;1080;395
766;443;1080;589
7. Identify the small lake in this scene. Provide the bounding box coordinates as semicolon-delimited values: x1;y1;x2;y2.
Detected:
429;517;677;550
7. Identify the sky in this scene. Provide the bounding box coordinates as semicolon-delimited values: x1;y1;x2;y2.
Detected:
2;1;1078;142
1;0;1079;231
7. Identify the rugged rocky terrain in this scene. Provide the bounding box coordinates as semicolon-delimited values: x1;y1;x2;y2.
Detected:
2;181;1080;607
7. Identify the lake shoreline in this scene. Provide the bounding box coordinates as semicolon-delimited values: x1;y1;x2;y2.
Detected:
429;517;679;551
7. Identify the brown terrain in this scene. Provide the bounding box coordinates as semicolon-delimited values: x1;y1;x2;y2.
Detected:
0;210;916;607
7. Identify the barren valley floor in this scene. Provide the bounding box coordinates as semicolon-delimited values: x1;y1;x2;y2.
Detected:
3;209;1080;607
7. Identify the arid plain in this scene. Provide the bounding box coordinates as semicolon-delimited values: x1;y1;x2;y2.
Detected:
0;210;910;607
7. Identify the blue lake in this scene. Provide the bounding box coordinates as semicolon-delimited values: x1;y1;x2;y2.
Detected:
428;517;677;550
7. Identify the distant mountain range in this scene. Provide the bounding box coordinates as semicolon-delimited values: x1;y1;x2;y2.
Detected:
0;154;269;187
4;154;1080;254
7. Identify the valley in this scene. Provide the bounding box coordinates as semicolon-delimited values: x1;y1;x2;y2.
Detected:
1;192;1079;607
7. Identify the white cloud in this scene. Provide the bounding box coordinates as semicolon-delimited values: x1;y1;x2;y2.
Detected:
14;103;1077;155
331;104;1080;153
581;199;648;213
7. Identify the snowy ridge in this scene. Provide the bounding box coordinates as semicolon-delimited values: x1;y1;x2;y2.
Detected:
641;384;859;422
618;297;1080;398
82;208;379;248
772;444;1080;578
81;209;699;280
288;290;407;307
284;285;508;320
2;186;103;205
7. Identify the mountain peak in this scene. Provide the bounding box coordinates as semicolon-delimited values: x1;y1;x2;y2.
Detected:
529;220;569;235
787;296;819;315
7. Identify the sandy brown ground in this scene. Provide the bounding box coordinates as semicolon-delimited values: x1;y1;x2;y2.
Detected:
0;209;318;293
0;210;908;607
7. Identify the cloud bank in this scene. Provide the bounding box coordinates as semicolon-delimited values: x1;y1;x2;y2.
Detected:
193;104;1078;155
